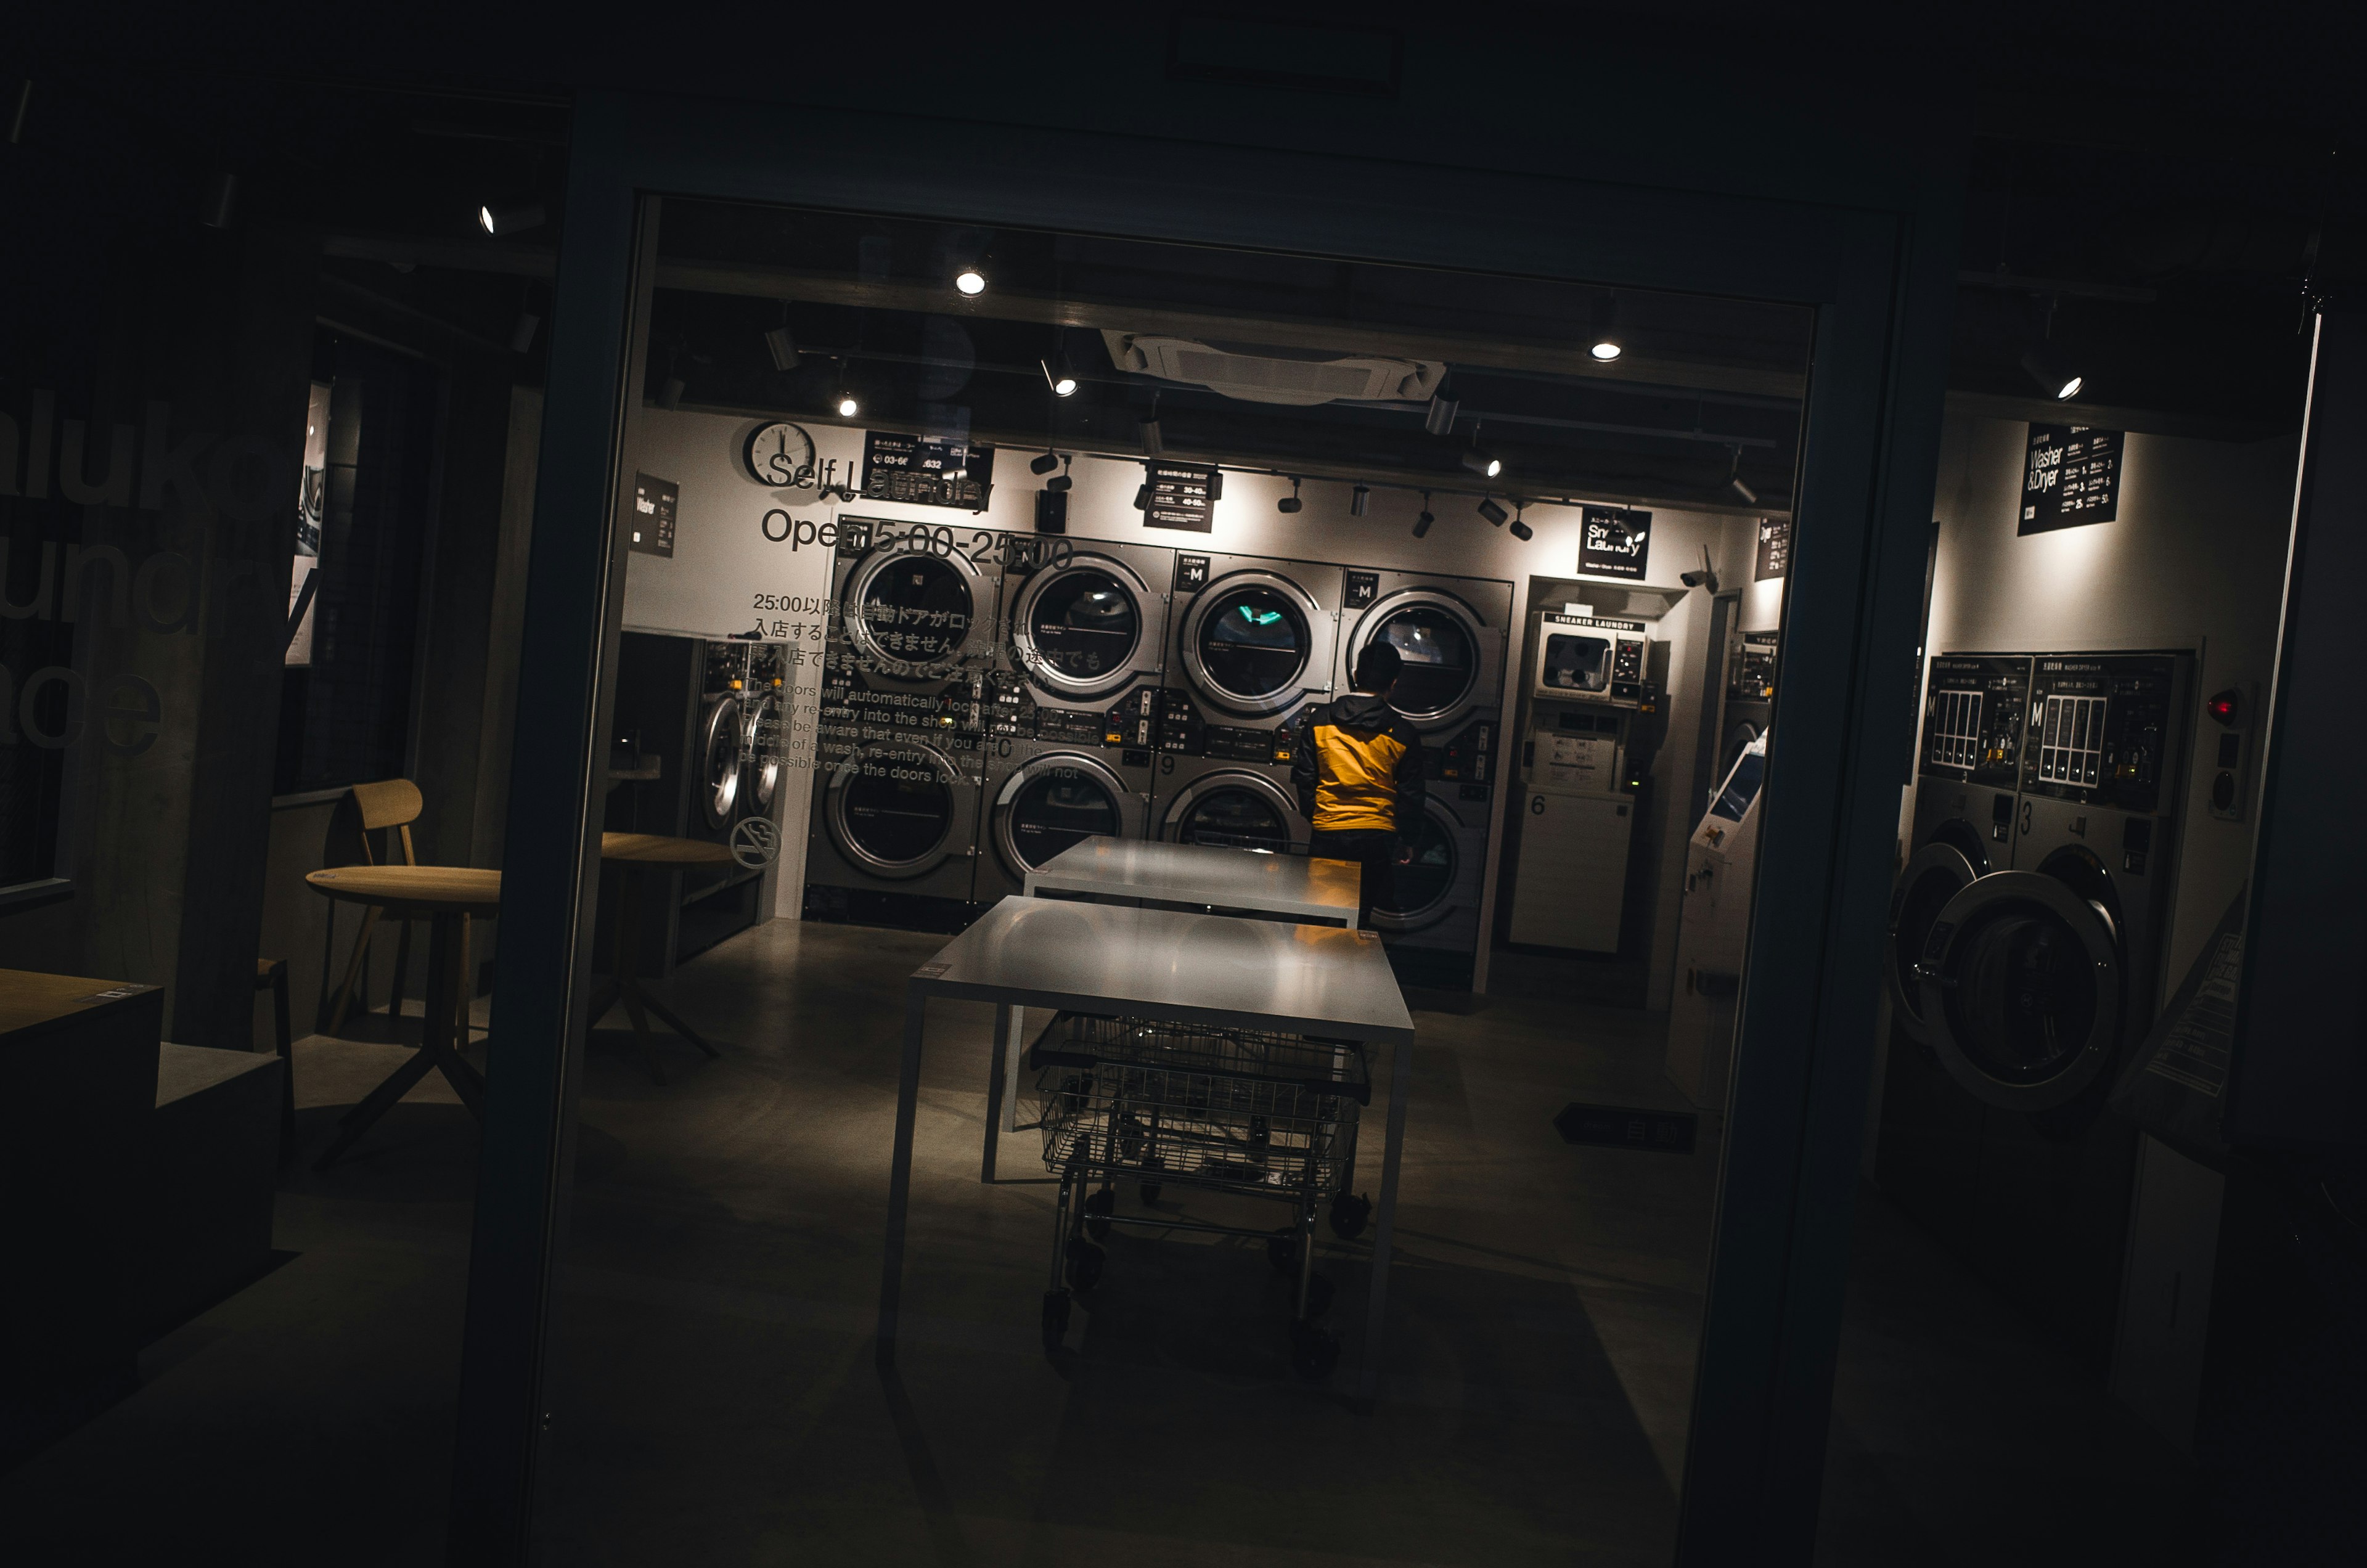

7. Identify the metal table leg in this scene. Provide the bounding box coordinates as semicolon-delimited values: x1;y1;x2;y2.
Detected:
981;1003;1013;1182
876;986;929;1369
1357;1031;1415;1406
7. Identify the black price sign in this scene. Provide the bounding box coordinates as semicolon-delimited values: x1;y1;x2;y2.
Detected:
1580;505;1652;580
2019;424;2122;535
1143;462;1217;532
629;473;678;558
861;431;995;511
1754;517;1791;581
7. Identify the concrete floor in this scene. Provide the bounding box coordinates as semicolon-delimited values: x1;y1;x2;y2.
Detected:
0;916;2200;1564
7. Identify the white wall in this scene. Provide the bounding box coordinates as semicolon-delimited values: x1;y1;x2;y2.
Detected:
1924;414;2299;989
621;406;1752;958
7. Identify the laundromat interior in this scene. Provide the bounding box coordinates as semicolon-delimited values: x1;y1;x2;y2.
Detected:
7;59;2357;1562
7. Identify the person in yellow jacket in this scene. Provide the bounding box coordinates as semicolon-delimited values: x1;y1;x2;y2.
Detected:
1291;641;1426;928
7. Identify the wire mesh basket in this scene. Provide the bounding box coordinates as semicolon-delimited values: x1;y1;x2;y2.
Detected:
1030;1013;1365;1196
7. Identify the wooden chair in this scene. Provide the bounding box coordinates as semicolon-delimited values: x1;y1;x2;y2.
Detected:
322;779;438;1035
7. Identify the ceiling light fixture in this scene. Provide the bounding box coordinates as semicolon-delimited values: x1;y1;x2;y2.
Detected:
478;202;546;237
2020;342;2083;401
763;325;801;372
1727;446;1759;505
1278;476;1304;515
1477;497;1508;526
1460;447;1502;480
1030;449;1061;476
1042;354;1078;398
1138;415;1163;456
1412;493;1435;538
1351;484;1370;517
1590;294;1623;361
1423;391;1460;436
954;266;987;296
1047;455;1074;494
1508;500;1533;542
1134;482;1150;512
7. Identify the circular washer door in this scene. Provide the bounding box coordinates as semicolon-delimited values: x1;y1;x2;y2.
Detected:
700;695;742;830
1886;840;1981;1043
842;547;993;682
1917;870;2123;1111
1159;770;1304;854
992;752;1132;875
1178;571;1323;717
824;740;964;878
743;691;781;818
1009;557;1148;701
1347;590;1487;732
1370;796;1463;932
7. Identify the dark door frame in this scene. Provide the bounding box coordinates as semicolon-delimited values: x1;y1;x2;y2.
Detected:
452;84;1960;1566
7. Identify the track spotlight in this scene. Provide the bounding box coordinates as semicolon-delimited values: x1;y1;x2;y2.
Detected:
1460;447;1502;480
1278;476;1304;515
510;312;541;354
199;171;238;229
1590;294;1622;361
1412;492;1434;539
1508;500;1533;542
1424;391;1460;436
1477;497;1508;526
764;325;801;372
1134;483;1150;511
1047;455;1074;494
1042;355;1078;397
478;202;546;237
2020;343;2083;401
1138;415;1164;455
1030;449;1061;476
835;385;859;418
1208;471;1224;500
1351;484;1370;517
1727;446;1758;504
954;266;987;296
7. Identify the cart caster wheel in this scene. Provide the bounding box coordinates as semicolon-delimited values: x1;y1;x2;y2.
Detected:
1300;1273;1336;1321
1138;1182;1163;1205
1328;1191;1372;1241
1288;1321;1341;1381
1065;1238;1106;1294
1267;1227;1300;1274
1040;1290;1071;1352
1083;1188;1115;1242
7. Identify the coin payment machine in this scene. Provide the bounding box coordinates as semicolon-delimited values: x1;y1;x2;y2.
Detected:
1509;613;1659;952
1665;732;1768;1106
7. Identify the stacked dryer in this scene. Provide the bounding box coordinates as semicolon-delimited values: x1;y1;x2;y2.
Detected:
1149;551;1343;854
1880;647;2194;1368
973;535;1172;905
1328;568;1508;979
804;520;1000;918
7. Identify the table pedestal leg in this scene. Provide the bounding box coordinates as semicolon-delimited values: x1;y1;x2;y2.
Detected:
1358;1033;1415;1408
317;911;486;1169
595;866;721;1084
982;1003;1013;1182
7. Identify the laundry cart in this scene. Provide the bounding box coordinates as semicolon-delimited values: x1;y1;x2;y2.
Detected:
1029;1012;1372;1378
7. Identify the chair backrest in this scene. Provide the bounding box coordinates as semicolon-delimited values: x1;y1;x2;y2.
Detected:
347;778;424;867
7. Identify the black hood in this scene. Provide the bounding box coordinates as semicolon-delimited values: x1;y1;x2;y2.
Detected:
1330;692;1400;728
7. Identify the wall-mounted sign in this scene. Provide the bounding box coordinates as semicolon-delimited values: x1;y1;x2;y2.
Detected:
1173;553;1211;592
2019;423;2122;535
1754;516;1791;581
629;473;678;558
1344;570;1379;608
1143;462;1218;532
860;431;994;510
1580;505;1652;580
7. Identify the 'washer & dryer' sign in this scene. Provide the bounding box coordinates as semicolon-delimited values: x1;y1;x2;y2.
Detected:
2019;423;2122;535
1580;505;1652;581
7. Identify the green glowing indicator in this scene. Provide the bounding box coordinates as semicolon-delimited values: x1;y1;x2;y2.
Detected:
1235;606;1282;626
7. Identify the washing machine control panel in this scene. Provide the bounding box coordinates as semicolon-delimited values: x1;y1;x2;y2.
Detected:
1145;688;1294;763
1428;719;1495;788
2021;654;2183;811
986;674;1162;750
1921;655;2031;787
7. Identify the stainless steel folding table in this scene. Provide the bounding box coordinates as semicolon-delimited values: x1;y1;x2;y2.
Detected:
875;896;1416;1400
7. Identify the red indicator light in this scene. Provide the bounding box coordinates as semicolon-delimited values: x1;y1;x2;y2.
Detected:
2206;689;2240;725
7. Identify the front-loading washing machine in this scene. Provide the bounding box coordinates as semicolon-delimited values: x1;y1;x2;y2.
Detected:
1886;653;2032;1044
1329;568;1511;979
973;533;1173;905
1889;648;2193;1369
1149;550;1343;854
804;518;1000;918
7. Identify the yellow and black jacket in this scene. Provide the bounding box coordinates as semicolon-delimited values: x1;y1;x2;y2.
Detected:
1290;693;1425;835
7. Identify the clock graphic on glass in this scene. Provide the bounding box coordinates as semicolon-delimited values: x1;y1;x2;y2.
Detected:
743;421;818;489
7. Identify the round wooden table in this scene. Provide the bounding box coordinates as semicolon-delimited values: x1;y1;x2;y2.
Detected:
305;865;501;1168
596;833;735;1082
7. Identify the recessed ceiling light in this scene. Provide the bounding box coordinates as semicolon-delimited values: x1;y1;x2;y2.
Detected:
1589;340;1623;362
836;392;859;418
954;267;986;296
